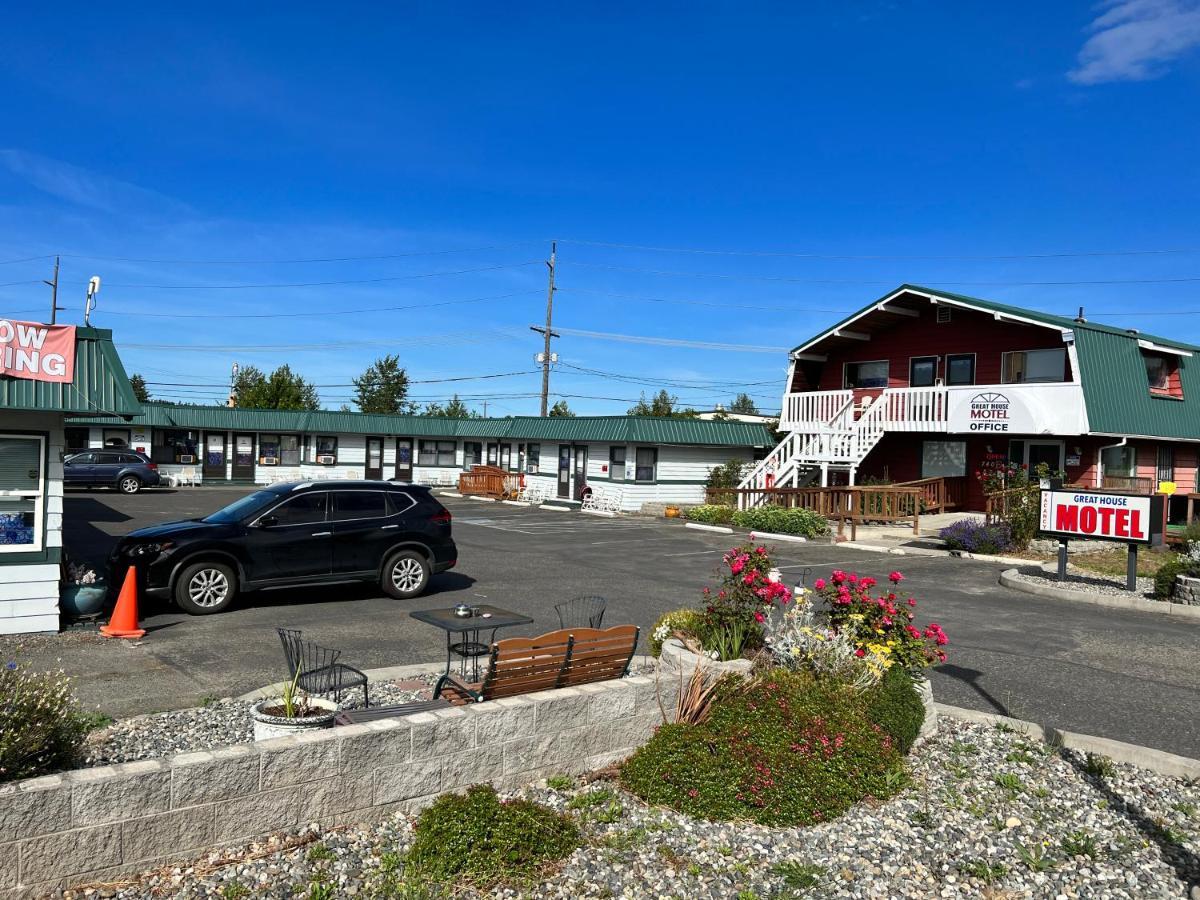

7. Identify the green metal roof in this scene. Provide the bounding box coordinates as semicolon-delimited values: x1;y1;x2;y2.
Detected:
0;326;140;416
791;284;1200;440
70;403;773;448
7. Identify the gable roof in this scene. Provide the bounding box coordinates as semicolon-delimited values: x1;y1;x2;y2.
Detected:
68;402;774;448
790;285;1200;441
0;326;140;417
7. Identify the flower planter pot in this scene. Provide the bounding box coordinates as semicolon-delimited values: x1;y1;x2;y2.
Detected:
664;506;681;519
251;697;339;741
60;583;108;618
659;637;753;678
913;675;937;739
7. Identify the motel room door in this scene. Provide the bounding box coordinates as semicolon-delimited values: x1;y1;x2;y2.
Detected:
365;436;385;481
232;433;255;480
394;438;413;482
572;445;589;500
1025;440;1065;474
557;445;571;498
203;432;227;481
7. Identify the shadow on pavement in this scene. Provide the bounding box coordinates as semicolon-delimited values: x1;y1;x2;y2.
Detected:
936;663;1012;717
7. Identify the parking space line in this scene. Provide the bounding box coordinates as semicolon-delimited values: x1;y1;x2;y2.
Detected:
662;549;721;557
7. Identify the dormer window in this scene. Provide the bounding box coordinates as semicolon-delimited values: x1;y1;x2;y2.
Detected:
1143;351;1183;398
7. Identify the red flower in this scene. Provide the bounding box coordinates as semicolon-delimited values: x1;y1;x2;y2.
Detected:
813;578;826;590
754;611;766;623
854;648;866;657
888;571;904;584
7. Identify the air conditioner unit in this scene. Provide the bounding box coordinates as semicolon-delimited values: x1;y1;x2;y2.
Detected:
179;455;195;464
318;455;336;465
263;457;279;466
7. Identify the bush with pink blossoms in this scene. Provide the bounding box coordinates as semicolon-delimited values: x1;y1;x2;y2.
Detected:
813;570;948;673
696;544;793;661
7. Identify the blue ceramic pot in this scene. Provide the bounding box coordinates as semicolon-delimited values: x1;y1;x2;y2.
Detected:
61;583;107;618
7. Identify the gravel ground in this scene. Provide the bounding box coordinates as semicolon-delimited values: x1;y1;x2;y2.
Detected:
82;677;436;766
59;718;1200;899
1009;565;1158;600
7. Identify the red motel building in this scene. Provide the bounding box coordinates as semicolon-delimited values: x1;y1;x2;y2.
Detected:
742;284;1200;518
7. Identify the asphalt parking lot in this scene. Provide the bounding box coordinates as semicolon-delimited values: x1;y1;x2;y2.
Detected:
6;486;1200;758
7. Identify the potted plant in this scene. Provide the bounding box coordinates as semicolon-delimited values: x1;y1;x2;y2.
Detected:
664;504;681;518
60;558;107;619
250;666;339;740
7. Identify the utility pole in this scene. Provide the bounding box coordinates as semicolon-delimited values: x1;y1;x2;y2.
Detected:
530;241;559;416
482;400;489;417
44;256;63;324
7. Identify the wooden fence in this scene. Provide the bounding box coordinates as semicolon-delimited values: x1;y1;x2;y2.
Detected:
458;465;508;497
895;476;966;514
705;484;925;536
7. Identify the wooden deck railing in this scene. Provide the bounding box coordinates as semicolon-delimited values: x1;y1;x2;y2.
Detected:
704;485;925;536
1100;475;1156;494
895;476;965;514
458;465;507;497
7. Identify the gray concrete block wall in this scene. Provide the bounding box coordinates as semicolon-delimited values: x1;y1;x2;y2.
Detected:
0;675;664;897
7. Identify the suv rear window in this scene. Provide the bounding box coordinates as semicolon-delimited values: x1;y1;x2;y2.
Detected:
386;492;416;516
120;453;143;464
330;491;387;521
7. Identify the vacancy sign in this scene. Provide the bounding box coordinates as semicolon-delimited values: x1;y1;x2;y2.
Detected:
1038;489;1163;546
0;319;75;383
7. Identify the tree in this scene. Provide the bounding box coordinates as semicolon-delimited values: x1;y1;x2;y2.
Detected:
627;389;698;418
129;373;150;403
548;399;576;418
423;395;477;418
233;364;320;410
728;393;759;415
353;354;413;414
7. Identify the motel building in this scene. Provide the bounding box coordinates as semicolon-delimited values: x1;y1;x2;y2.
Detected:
740;284;1200;521
0;322;140;635
69;403;771;512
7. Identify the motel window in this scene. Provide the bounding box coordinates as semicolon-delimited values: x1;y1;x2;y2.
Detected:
315;436;338;464
843;360;889;389
921;440;967;478
259;434;281;465
634;447;657;483
151;429;200;465
1101;445;1136;479
486;443;498;466
526;443;540;474
102;428;130;449
610;446;627;481
463;442;483;468
279;435;300;466
0;434;44;552
945;354;976;386
909;356;937;388
1143;352;1183;398
419;440;456;467
1001;348;1066;384
1157;446;1175;484
64;427;89;453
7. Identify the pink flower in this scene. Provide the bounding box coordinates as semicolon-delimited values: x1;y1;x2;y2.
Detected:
754;611;766;623
860;576;877;589
907;598;916;607
731;560;745;574
831;570;847;584
813;578;826;590
888;571;904;584
756;546;767;555
854;648;866;658
847;573;858;583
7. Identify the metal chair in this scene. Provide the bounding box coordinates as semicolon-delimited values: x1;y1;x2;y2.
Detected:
277;628;369;707
555;595;607;630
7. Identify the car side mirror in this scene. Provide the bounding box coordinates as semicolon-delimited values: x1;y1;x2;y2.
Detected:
258;515;279;528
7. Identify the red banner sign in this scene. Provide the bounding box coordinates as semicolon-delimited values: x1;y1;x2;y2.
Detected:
1038;489;1164;546
0;319;76;383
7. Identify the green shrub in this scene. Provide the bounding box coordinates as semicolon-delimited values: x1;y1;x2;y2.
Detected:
407;785;581;888
649;608;704;657
731;505;829;538
685;504;735;525
0;663;90;783
705;459;747;491
1153;555;1200;600
620;670;904;827
863;665;926;754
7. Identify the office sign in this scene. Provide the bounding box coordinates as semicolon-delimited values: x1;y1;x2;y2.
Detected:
0;319;75;383
1038;489;1163;545
947;390;1037;433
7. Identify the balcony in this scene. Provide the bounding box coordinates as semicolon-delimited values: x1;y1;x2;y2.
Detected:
779;383;1088;436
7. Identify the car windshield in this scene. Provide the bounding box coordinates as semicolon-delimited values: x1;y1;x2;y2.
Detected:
202;490;280;524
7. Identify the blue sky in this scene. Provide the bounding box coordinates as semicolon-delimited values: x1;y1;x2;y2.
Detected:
1;2;1198;415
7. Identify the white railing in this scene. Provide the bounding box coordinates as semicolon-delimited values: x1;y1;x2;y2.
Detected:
780;389;852;431
881;386;947;431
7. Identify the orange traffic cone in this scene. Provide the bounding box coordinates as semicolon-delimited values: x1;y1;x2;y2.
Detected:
100;566;146;639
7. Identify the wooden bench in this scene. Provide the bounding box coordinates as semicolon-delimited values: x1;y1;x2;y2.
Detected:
435;624;640;704
333;698;450;726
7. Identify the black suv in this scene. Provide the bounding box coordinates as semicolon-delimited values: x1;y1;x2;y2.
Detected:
110;481;457;614
64;450;162;494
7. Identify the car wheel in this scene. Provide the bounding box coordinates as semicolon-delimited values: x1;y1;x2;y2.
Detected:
175;562;237;614
118;475;142;494
382;550;431;599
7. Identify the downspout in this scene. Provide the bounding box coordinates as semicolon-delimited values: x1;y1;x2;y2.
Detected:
1095;437;1126;490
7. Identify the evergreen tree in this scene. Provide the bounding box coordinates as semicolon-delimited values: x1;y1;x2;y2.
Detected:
232;364;320;410
129;373;150;403
423;395;477;418
548;399;576;418
728;393;759;415
353;355;413;414
627;389;698;418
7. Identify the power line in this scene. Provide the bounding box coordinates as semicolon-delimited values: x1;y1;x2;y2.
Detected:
556;286;850;313
61;261;541;290
53;242;539;265
119;329;518;352
564;260;1200;287
95;289;539;319
534;326;789;353
555;361;780;389
144;370;540;388
556;237;1200;261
